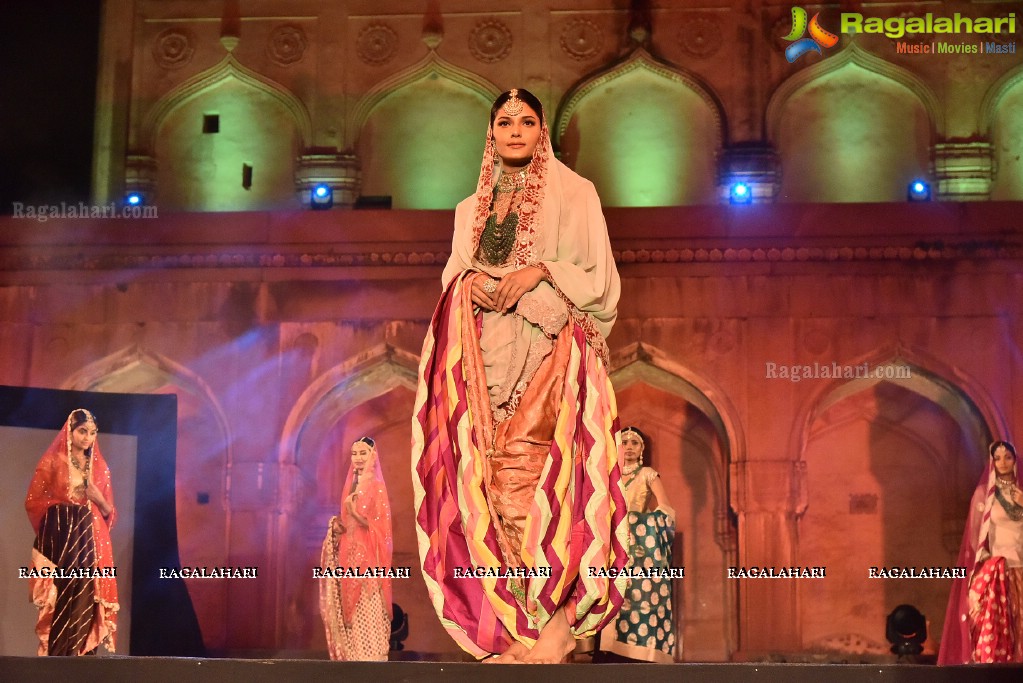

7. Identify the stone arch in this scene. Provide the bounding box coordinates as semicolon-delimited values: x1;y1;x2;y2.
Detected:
610;342;741;661
142;56;312;151
351;54;499;208
143;56;310;211
276;343;420;472
791;345;1002;653
766;43;940;202
271;343;454;653
61;344;233;650
980;64;1023;199
791;345;1003;461
556;49;725;206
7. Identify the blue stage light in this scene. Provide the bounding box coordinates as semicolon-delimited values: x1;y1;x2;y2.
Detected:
907;179;931;202
311;184;333;210
729;182;752;205
125;192;144;206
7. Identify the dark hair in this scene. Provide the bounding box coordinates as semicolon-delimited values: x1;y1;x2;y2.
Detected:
356;436;376;448
990;440;1017;459
70;409;97;431
621;425;650;467
490;88;544;124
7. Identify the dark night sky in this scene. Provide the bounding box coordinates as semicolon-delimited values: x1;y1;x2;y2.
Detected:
0;2;102;213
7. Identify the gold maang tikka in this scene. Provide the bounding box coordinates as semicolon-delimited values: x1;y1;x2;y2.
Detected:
502;89;524;116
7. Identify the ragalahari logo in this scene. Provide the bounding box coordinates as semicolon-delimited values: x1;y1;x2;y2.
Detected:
783;7;839;62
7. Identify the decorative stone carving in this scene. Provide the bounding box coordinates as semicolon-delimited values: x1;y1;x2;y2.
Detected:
931;141;994;201
559;18;603;61
267;25;307;66
4;239;1022;273
469;20;513;63
357;24;398;66
153;28;194;69
678;16;722;59
124;154;158;200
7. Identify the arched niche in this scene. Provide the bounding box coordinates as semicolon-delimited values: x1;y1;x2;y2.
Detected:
981;65;1023;199
148;58;307;211
62;345;233;651
273;344;453;656
793;356;998;655
557;51;722;207
768;45;937;202
352;55;497;209
610;343;742;661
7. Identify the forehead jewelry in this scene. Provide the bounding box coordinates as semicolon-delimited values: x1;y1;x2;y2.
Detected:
621;428;644;444
502;89;524;116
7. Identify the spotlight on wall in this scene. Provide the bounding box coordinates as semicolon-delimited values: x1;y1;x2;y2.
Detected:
729;182;753;205
907;179;931;202
885;604;926;656
310;184;333;210
125;192;144;207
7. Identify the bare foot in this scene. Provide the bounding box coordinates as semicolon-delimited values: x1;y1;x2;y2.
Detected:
521;608;575;664
485;640;529;663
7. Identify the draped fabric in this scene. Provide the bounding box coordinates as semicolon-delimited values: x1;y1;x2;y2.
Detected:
25;413;118;656
412;272;629;658
319;448;393;661
939;456;1023;664
967;557;1020;662
414;98;626;658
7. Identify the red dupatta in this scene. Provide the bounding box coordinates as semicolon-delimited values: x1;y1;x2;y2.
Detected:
335;443;393;623
24;409;119;654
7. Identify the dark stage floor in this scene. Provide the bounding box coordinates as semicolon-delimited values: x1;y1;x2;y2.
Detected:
2;657;1022;683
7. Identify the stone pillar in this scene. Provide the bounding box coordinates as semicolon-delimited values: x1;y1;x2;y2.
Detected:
124;154;157;203
730;459;807;655
294;152;360;209
91;0;136;204
931;141;994;201
718;143;781;203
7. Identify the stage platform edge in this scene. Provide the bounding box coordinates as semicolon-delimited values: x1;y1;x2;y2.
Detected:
2;657;1022;683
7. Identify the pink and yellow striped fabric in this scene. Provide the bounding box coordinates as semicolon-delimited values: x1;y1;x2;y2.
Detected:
412;272;629;658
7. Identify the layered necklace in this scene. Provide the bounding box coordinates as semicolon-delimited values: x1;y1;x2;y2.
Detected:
69;449;92;502
70;449;91;478
622;461;641;489
478;168;527;266
995;475;1023;521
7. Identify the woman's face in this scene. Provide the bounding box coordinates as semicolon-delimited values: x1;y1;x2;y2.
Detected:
492;102;541;170
622;432;644;466
993;445;1016;476
71;420;97;454
351;441;375;474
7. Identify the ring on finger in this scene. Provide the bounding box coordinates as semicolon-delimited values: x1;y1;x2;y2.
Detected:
482;278;498;294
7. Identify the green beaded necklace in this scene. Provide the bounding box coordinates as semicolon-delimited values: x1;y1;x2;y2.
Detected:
478;169;526;266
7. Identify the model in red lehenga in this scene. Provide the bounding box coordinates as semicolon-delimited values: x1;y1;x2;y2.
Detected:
319;436;393;661
25;408;118;656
